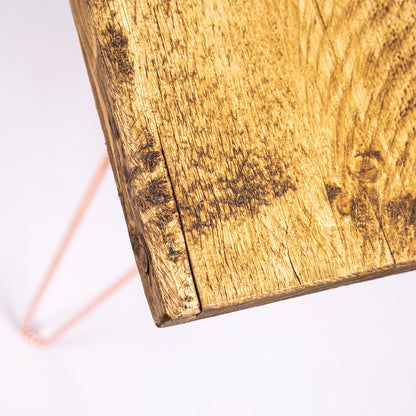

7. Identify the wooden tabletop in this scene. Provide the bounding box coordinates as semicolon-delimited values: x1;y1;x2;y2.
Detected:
70;0;416;326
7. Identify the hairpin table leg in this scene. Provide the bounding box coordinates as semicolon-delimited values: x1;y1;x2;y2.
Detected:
20;153;137;346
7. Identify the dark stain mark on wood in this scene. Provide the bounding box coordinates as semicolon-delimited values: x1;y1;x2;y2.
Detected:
325;183;342;204
167;239;183;263
354;150;383;183
356;150;383;161
129;128;162;173
387;194;416;231
101;22;134;83
396;139;411;167
326;184;374;222
143;177;171;207
142;150;161;172
154;208;176;230
181;147;297;234
107;114;120;141
351;197;373;232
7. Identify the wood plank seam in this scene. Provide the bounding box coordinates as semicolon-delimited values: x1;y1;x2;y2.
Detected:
155;129;204;310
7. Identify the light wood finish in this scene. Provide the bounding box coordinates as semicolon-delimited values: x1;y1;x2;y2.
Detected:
70;0;416;326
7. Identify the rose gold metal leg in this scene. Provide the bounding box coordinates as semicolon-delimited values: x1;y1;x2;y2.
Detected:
20;154;137;346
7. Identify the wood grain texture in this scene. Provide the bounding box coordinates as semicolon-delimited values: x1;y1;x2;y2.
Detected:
70;0;416;326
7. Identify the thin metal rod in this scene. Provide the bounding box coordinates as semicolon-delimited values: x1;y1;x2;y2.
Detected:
20;154;137;346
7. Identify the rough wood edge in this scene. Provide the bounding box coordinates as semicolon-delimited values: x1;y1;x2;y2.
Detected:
69;0;201;327
189;259;416;325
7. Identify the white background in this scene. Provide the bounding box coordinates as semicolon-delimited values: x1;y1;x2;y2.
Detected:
1;1;416;415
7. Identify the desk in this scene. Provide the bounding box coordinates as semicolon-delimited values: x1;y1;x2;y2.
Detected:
70;0;416;326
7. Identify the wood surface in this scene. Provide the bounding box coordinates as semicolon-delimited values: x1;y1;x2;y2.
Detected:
70;0;416;326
